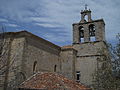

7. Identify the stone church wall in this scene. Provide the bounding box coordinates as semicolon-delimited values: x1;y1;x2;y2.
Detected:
22;35;61;79
73;41;107;56
60;48;77;80
73;41;108;86
76;56;98;86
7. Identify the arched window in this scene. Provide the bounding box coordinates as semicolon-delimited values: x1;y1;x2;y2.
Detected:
15;72;26;86
19;72;26;80
33;61;37;73
79;26;84;43
54;65;57;72
89;24;96;41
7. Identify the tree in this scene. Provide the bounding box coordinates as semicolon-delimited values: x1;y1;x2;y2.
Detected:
0;26;9;86
111;33;120;90
0;26;7;75
92;47;114;90
112;33;120;74
0;26;21;90
92;34;120;90
0;26;12;90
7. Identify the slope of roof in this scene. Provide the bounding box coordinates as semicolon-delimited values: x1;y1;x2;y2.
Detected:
19;72;91;90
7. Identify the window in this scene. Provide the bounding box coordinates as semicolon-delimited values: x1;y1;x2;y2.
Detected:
33;61;37;73
76;71;81;82
15;72;26;86
79;26;84;43
89;24;96;41
54;65;57;72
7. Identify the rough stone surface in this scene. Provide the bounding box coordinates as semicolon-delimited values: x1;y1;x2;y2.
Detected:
72;9;108;86
60;47;77;79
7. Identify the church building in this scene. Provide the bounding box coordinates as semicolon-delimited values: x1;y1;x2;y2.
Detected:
0;7;109;90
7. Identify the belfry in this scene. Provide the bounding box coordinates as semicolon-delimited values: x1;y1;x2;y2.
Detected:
73;6;107;86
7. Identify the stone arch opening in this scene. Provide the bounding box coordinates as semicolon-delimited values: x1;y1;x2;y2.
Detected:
19;72;26;80
84;14;88;22
79;26;84;43
33;61;37;73
89;24;96;41
54;65;57;72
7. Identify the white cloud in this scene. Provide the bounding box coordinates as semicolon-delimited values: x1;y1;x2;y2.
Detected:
35;23;61;28
0;0;120;45
5;23;19;27
0;18;8;22
29;17;58;23
43;33;71;43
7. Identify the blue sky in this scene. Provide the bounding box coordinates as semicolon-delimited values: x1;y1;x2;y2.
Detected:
0;0;120;46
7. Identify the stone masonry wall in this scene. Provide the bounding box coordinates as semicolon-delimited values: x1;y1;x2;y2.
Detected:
22;36;61;79
73;41;108;86
60;48;77;80
8;37;26;87
73;41;107;56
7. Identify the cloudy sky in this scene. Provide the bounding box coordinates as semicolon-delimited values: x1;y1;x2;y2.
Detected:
0;0;120;46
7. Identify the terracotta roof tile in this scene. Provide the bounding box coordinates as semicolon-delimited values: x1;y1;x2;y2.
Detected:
19;72;91;90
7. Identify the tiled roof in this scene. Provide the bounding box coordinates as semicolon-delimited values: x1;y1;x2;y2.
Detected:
19;72;91;90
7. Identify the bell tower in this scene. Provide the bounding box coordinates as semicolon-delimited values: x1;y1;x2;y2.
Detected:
73;6;107;86
73;6;105;44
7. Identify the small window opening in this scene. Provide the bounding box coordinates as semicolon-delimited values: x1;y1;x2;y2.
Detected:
89;24;96;41
84;15;88;22
79;26;84;43
33;61;37;73
54;65;57;72
76;71;81;83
